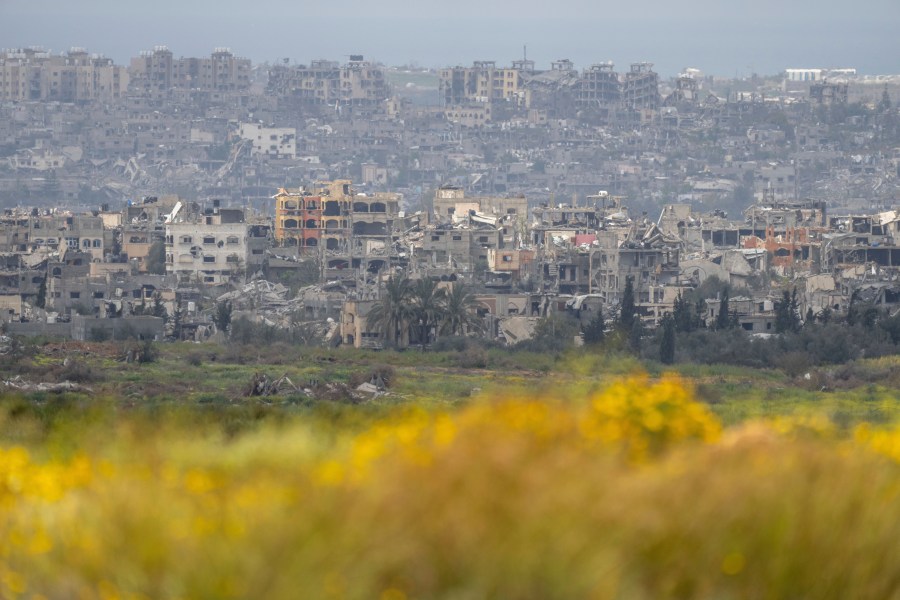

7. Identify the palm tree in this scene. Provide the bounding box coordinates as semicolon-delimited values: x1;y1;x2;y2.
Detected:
411;278;447;350
440;283;481;337
366;275;414;348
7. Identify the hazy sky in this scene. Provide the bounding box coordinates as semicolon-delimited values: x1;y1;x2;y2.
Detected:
1;0;898;76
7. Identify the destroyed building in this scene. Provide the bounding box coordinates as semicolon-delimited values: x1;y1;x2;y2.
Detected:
432;186;526;250
275;180;402;279
165;204;269;285
439;61;526;106
622;62;660;113
266;56;389;107
576;63;621;122
823;210;900;271
588;222;683;323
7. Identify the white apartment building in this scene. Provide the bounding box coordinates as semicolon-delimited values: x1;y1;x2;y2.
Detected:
238;123;297;159
165;209;269;285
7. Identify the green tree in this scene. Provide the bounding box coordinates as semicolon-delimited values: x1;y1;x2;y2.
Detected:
619;276;636;331
672;291;696;333
715;288;732;330
146;240;167;275
628;318;643;355
35;276;46;309
774;289;800;333
150;291;167;319
659;313;676;364
440;283;480;337
860;305;879;330
530;314;579;353
367;275;414;349
172;304;183;340
212;300;232;335
411;278;447;350
846;289;863;327
582;306;605;345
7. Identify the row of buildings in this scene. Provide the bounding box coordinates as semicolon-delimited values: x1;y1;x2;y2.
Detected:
439;60;660;119
2;175;900;347
0;47;129;102
0;46;252;103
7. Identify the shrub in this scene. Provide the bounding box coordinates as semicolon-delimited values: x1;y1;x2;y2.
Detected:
52;358;95;383
432;335;469;353
456;347;488;369
780;350;811;378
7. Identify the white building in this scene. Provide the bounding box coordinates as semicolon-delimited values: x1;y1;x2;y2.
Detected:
238;123;297;159
786;68;857;82
165;208;269;285
786;68;824;82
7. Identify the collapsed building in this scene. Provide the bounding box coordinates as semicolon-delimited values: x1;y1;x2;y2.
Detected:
266;56;389;107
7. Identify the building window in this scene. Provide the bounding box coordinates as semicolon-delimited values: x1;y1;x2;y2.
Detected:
180;236;192;244
203;256;215;263
203;236;216;245
69;292;80;299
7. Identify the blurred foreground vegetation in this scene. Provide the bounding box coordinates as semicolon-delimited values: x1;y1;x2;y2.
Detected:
1;340;900;598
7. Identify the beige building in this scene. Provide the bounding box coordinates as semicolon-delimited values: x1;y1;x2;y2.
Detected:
267;56;389;106
129;47;250;96
443;104;492;127
433;186;527;223
0;47;128;102
340;299;384;348
433;187;527;250
439;62;527;106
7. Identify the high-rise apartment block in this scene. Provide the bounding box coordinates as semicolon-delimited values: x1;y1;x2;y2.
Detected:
0;47;129;102
266;56;388;106
439;61;526;106
129;46;251;97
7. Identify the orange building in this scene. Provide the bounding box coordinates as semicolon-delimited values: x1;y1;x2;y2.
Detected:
274;188;323;249
744;225;817;268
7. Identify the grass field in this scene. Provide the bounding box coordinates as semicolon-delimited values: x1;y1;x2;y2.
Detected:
1;340;900;598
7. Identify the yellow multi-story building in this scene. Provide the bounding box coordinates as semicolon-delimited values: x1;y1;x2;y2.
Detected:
439;61;527;106
274;180;402;276
129;46;251;96
0;47;129;102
